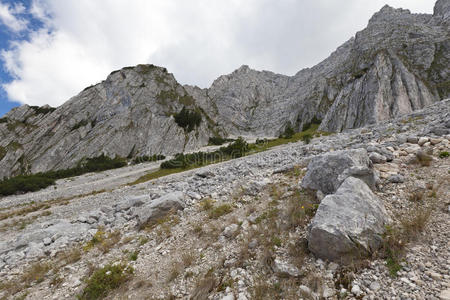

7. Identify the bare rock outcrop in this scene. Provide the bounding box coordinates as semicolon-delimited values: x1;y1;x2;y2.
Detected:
307;177;389;264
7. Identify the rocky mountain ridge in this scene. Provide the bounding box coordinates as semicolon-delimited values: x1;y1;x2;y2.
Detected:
0;0;449;179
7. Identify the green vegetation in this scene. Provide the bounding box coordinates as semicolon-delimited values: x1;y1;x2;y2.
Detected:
30;106;56;115
302;116;322;131
0;117;7;123
160;137;248;169
130;125;330;185
0;154;126;196
301;133;312;144
208;136;233;146
208;204;233;219
0;146;6;161
279;123;295;139
77;264;133;300
173;106;202;132
132;154;165;164
71;119;89;131
439;151;449;158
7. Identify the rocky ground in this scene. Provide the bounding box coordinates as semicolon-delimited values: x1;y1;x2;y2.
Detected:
0;99;449;300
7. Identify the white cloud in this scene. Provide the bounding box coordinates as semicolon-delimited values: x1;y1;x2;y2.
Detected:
1;0;435;107
0;1;28;32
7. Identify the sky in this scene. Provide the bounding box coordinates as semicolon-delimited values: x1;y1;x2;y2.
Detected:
0;0;436;117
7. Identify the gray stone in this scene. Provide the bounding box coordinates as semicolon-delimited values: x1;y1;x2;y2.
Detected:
133;191;186;227
388;174;405;183
301;149;370;194
337;166;379;191
307;177;389;263
273;258;301;277
351;284;362;296
407;136;419;144
418;137;429;146
116;195;147;212
43;237;52;246
222;224;239;239
369;281;381;292
369;152;387;164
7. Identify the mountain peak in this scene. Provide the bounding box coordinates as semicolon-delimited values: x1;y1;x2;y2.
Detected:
369;4;411;24
434;0;450;19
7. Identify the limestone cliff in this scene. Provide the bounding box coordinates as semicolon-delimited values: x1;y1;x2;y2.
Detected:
0;1;448;179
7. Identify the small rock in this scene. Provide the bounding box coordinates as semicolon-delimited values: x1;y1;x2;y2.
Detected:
430;138;442;145
273;258;301;277
221;294;235;300
369;281;381;292
369;152;387;164
388;174;404;183
418;137;429;146
351;284;362;296
222;224;239;238
43;237;52;246
299;285;313;297
407;136;419;144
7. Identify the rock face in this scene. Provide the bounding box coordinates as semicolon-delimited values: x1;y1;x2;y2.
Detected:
0;65;216;179
202;0;449;135
0;0;449;179
307;177;389;263
301;149;372;194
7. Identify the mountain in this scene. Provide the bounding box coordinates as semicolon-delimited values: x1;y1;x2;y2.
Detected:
0;0;449;179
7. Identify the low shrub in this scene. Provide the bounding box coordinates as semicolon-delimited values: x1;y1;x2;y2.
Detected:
0;154;126;196
208;204;233;219
30;106;56;115
302;116;322;131
439;151;449;158
208;136;226;145
280;123;295;139
77;264;133;300
161;137;248;169
301;133;312;144
132;154;165;164
174;106;202;132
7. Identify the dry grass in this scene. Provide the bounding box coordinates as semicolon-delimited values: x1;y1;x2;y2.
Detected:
408;189;425;202
208;204;233;219
182;252;195;267
167;263;180;283
252;277;299;300
190;274;216;300
199;198;214;211
21;262;51;285
83;228;122;253
381;205;433;276
415;151;433;167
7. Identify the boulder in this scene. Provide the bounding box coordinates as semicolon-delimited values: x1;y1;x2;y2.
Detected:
134;191;186;227
301;149;371;195
116;195;147;212
337;166;379;191
307;177;389;263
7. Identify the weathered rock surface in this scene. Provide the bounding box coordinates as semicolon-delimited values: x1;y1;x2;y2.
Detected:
0;0;448;180
301;149;372;194
307;177;389;263
133;191;186;227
